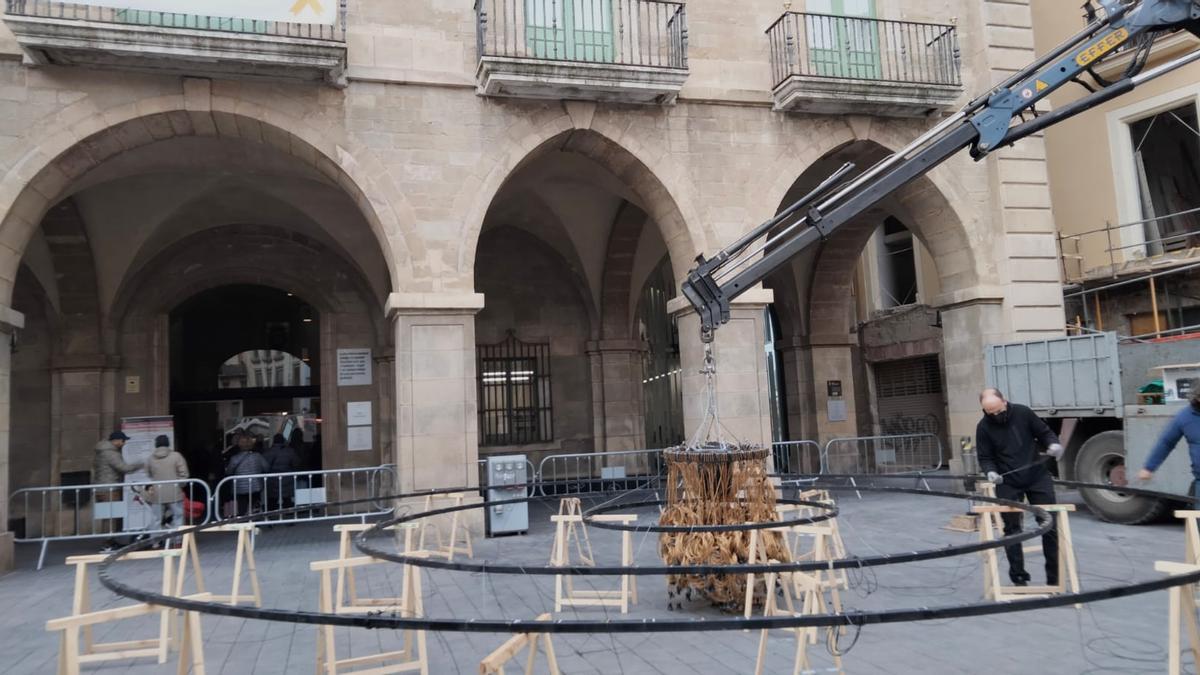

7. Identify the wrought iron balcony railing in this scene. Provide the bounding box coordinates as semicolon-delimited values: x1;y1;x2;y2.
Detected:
4;0;347;41
475;0;687;71
767;12;960;88
2;0;348;83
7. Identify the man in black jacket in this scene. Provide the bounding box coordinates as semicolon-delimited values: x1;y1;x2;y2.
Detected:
976;388;1066;586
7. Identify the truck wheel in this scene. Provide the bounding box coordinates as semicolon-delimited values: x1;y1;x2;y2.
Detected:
1075;430;1169;524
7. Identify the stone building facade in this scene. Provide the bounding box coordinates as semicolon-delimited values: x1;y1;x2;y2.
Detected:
0;0;1063;569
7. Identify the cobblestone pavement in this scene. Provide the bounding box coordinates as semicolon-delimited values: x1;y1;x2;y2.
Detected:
1;487;1193;674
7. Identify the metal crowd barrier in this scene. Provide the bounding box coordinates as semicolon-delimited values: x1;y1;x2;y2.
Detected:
536;448;666;497
213;465;398;526
822;433;945;493
9;478;212;570
771;440;823;476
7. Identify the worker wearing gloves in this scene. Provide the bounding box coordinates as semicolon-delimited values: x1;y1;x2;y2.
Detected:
975;388;1065;586
1137;385;1200;494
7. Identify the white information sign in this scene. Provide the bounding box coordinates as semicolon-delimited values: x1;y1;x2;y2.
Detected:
348;426;373;452
120;416;175;532
337;349;373;387
347;401;372;427
71;0;336;24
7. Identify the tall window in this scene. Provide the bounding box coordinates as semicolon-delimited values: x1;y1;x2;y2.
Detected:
525;0;615;62
1128;102;1200;255
874;216;919;309
638;257;684;449
806;0;880;80
477;332;553;446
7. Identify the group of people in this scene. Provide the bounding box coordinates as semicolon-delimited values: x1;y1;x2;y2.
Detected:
91;427;308;551
221;430;303;517
92;431;190;552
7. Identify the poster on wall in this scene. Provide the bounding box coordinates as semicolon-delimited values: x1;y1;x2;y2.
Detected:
337;348;373;387
347;426;372;452
120;416;175;532
69;0;336;24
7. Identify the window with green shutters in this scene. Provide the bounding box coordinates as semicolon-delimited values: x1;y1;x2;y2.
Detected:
525;0;615;63
805;0;881;80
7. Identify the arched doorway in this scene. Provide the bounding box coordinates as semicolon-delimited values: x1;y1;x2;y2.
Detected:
169;285;322;484
472;130;689;463
5;115;394;504
765;139;971;451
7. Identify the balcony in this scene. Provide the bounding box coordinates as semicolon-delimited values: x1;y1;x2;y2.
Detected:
474;0;688;105
2;0;347;85
766;13;961;118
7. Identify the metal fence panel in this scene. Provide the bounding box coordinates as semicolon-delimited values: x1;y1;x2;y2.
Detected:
213;465;397;525
822;433;944;476
8;478;212;569
771;440;822;475
536;448;665;497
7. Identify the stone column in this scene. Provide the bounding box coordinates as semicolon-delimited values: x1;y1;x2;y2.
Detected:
388;293;485;493
670;289;774;448
806;333;865;446
0;305;24;572
936;290;1007;473
53;354;120;478
586;339;647;475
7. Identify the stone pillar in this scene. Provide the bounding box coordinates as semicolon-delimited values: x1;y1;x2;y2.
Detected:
0;305;24;572
936;291;1007;473
53;354;120;478
671;289;774;448
388;293;485;493
807;333;865;446
586;339;647;470
776;338;812;438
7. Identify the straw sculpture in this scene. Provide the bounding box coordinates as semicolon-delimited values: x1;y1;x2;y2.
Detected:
658;443;788;610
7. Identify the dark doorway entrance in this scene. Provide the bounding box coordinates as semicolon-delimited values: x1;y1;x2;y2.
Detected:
169;285;322;483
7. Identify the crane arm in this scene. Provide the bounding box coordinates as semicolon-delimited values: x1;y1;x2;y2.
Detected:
682;0;1200;342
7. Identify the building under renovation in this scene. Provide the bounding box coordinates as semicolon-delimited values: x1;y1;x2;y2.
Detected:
0;0;1065;569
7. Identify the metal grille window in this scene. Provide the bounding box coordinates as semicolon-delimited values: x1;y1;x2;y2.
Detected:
478;332;553;445
874;355;942;398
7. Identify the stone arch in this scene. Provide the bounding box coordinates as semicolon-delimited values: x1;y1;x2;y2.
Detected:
0;93;415;307
459;124;705;290
110;225;390;347
473;225;600;340
599;202;651;341
758;124;983;304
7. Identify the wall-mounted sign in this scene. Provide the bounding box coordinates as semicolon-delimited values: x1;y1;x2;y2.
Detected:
337;349;372;387
827;399;848;422
71;0;336;24
827;380;843;398
348;426;372;452
125;376;140;394
347;401;372;427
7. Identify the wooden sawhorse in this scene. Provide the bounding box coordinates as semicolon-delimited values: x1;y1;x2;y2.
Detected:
49;550;185;674
416;493;475;561
552;513;637;613
478;614;560;675
974;503;1081;602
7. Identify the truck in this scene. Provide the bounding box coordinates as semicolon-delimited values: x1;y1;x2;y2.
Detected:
986;332;1198;523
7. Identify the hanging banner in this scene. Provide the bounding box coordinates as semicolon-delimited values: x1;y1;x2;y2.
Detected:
120;416;175;532
71;0;337;25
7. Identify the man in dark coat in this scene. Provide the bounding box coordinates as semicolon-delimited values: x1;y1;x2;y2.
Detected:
976;388;1065;586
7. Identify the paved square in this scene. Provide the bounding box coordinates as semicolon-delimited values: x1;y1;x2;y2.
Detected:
2;487;1193;674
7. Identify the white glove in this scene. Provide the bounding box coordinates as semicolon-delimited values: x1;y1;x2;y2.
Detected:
986;471;1003;485
1047;443;1065;460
